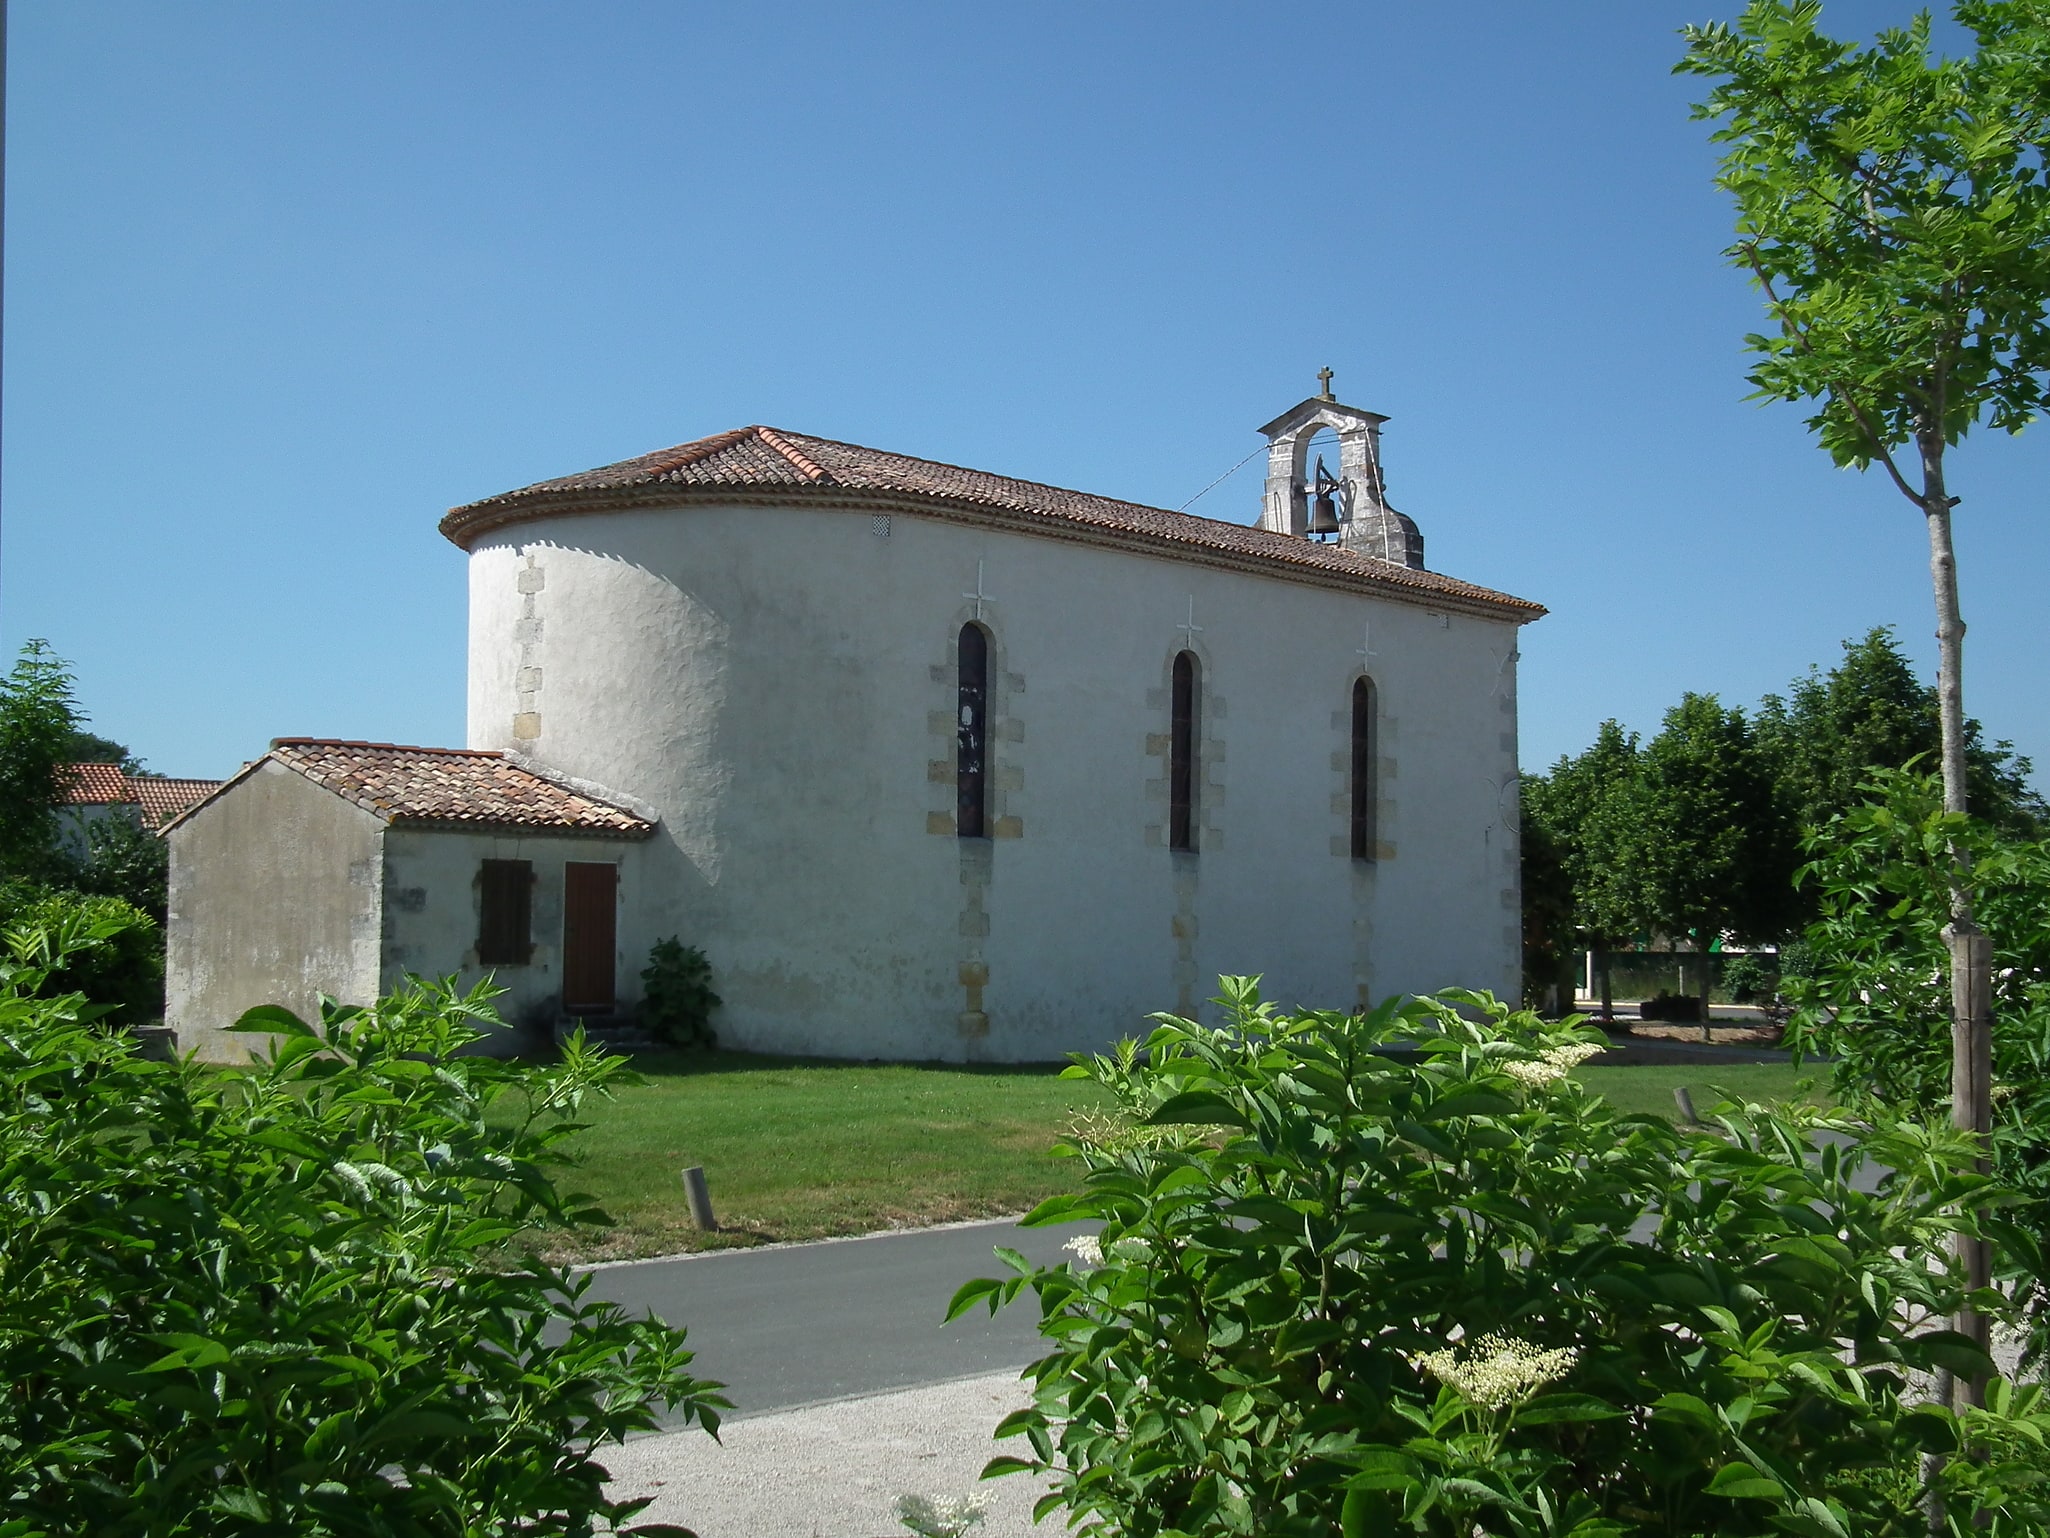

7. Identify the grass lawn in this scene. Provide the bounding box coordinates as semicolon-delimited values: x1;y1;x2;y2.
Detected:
1575;1062;1828;1121
533;1053;1825;1262
532;1051;1110;1262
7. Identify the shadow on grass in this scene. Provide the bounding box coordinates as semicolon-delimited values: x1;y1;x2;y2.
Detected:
617;1049;1077;1081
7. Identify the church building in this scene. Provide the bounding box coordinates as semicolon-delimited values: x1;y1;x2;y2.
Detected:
165;384;1544;1061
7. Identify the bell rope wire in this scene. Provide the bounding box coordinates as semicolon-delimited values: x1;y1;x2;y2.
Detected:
1175;443;1267;513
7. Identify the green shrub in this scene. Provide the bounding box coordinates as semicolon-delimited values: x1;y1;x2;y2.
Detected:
640;937;719;1051
0;914;724;1535
73;811;171;924
1785;770;2050;1370
0;879;162;1025
1718;953;1777;1005
955;979;2034;1536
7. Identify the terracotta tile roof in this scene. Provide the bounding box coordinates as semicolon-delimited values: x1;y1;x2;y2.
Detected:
229;740;656;838
131;779;226;830
57;762;133;804
441;426;1545;622
56;764;222;830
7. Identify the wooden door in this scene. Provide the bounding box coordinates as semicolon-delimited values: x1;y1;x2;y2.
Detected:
562;862;618;1013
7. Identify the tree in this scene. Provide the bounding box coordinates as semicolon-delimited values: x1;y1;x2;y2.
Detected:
1627;694;1798;996
1522;720;1642;1019
1680;0;2050;1382
60;727;148;776
0;640;84;882
1755;626;2045;841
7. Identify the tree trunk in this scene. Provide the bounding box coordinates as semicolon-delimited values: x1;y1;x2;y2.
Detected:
1921;433;1993;1408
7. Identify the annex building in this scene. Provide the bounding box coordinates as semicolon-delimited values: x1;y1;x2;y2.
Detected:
165;385;1544;1061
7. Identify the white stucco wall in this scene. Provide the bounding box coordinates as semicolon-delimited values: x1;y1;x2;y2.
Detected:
378;826;651;1052
465;503;1526;1061
166;761;385;1061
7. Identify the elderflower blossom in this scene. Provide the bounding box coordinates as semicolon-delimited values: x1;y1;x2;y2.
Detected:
1106;1236;1153;1263
1064;1234;1103;1267
897;1491;991;1538
1410;1333;1580;1411
1501;1040;1605;1089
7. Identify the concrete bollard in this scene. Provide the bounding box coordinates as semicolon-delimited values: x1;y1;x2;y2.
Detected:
681;1165;718;1231
1673;1087;1699;1125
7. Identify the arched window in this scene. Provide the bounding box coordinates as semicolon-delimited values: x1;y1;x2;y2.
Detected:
1170;651;1199;852
957;623;988;838
1351;676;1376;861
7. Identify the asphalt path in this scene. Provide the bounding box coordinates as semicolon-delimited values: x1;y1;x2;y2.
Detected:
583;1218;1095;1419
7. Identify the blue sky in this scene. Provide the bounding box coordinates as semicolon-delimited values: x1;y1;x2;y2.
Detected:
3;2;2044;789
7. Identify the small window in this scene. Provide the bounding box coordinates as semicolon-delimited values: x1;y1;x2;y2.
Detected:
478;858;533;964
1170;651;1199;852
1351;677;1376;861
957;623;989;838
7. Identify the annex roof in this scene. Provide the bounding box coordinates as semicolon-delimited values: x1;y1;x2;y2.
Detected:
57;763;223;830
160;740;656;840
441;425;1545;623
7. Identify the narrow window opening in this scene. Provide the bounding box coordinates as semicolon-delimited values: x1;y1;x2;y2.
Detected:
478;858;533;964
1351;677;1377;861
1170;651;1199;852
957;623;988;839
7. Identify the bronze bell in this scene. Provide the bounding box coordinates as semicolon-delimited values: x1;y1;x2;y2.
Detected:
1307;456;1342;536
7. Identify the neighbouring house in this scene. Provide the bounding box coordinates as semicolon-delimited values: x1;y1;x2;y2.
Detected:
56;762;221;858
167;384;1545;1061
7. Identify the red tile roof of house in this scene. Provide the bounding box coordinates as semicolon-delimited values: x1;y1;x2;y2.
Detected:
161;740;655;839
440;425;1545;622
57;764;223;830
57;762;133;804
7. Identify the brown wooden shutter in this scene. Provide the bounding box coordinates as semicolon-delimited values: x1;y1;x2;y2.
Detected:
477;859;533;964
562;861;618;1013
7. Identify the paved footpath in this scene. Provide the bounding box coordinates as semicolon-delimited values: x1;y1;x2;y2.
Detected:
584;1218;1091;1537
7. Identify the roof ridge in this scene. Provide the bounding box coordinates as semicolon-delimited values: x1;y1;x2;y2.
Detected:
271;738;505;759
630;426;760;481
753;425;833;484
763;427;1190;521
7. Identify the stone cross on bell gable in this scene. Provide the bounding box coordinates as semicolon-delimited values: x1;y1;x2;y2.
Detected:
1254;386;1425;570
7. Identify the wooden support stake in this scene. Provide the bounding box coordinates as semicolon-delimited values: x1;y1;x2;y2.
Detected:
681;1165;718;1232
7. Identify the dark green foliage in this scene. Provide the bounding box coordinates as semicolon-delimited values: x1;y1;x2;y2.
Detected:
1527;633;2043;980
60;728;146;776
0;913;725;1535
1785;770;2050;1366
0;881;163;1026
1755;628;2045;839
72;812;171;925
1523;721;1642;950
640;939;719;1051
0;641;83;883
1717;953;1777;1006
1630;693;1799;952
957;980;2043;1536
1516;813;1574;1011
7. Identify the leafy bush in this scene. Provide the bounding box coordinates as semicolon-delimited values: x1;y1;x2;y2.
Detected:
640;938;719;1051
1717;953;1776;1006
1785;769;2050;1368
0;879;162;1025
72;810;171;924
0;912;723;1536
955;979;2032;1536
